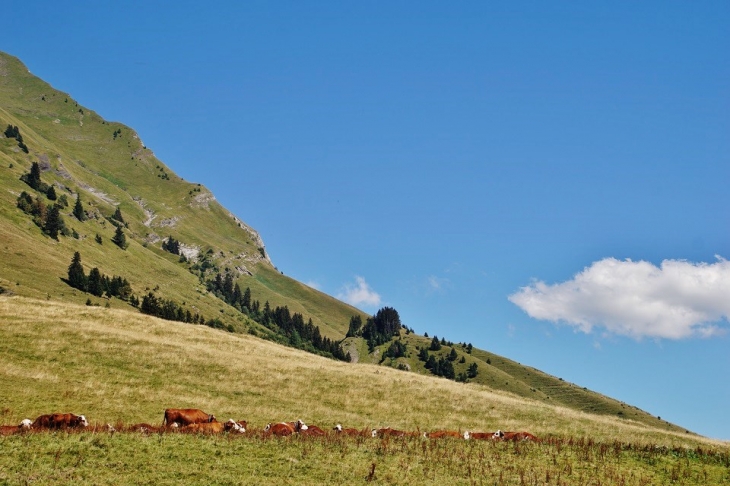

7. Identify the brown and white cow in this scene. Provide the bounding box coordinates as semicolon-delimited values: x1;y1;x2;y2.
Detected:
501;431;539;442
333;424;364;436
162;408;215;427
299;424;326;436
225;419;247;433
264;422;296;436
288;419;309;432
32;413;88;430
0;419;32;435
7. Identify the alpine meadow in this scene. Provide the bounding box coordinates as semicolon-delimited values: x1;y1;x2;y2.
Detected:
1;51;729;484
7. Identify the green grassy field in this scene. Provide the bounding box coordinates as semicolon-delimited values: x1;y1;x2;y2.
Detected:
2;431;729;485
1;297;728;484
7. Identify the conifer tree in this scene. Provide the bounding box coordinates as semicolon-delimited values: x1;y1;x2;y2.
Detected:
44;204;63;240
25;162;42;190
67;252;86;291
112;206;124;223
73;194;85;221
87;268;104;297
467;362;479;378
112;225;127;249
242;287;251;310
346;315;363;337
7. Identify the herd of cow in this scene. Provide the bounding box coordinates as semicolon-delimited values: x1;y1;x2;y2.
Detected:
0;408;538;442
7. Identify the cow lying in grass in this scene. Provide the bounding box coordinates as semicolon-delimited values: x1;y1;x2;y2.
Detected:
162;408;215;427
0;419;32;435
32;413;88;430
333;424;368;436
464;429;539;441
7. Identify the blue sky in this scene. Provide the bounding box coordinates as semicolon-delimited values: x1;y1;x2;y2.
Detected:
5;2;729;440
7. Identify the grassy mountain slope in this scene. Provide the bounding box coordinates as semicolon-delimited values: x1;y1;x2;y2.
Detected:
0;51;364;339
0;50;695;436
0;297;711;446
3;297;728;485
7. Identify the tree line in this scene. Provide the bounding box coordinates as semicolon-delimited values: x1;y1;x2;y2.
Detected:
66;252;223;330
205;270;348;361
67;251;132;300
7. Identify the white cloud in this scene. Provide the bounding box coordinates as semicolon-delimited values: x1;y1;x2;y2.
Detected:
508;256;730;340
337;276;381;308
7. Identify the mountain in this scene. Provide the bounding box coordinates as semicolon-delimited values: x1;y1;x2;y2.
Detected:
0;50;691;435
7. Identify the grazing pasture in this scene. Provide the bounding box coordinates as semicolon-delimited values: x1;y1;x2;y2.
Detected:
0;429;729;485
1;297;728;483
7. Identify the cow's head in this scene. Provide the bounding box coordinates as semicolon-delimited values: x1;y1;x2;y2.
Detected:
371;429;378;438
225;419;246;433
295;419;308;431
492;430;504;439
78;415;89;427
264;423;272;433
333;424;343;432
19;419;32;429
463;431;471;440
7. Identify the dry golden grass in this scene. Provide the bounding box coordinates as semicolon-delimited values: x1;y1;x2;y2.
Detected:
0;296;723;451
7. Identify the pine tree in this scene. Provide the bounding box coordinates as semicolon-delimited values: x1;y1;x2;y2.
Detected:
346;315;363;337
467;362;479;378
112;206;124;223
242;287;251;311
24;162;42;190
112;225;127;249
46;185;57;200
441;359;455;379
223;272;234;302
67;252;86;291
448;347;459;361
73;194;85;221
430;336;442;351
44;204;63;240
232;283;242;308
87;268;104;297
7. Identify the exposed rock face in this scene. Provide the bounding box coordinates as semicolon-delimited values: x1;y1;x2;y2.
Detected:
178;243;199;261
228;211;271;265
191;192;216;209
78;183;117;205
